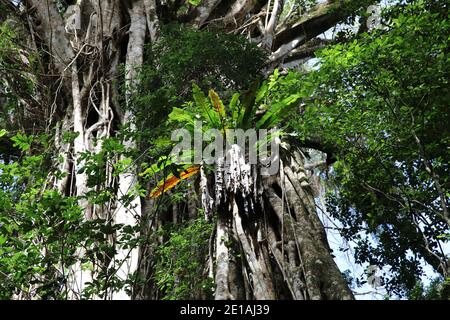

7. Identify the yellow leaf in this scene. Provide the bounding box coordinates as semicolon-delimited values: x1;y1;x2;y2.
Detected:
209;89;225;118
149;166;200;198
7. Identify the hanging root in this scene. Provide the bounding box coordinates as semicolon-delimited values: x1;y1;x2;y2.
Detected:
205;144;353;300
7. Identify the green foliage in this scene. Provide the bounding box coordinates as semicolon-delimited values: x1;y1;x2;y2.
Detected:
0;133;143;299
0;133;79;298
146;76;300;193
168;73;298;136
1;0;448;301
408;277;450;300
11;132;33;152
0;21;40;133
284;0;450;295
126;24;267;188
148;23;265;99
187;0;202;6
154;218;214;300
129;23;265;144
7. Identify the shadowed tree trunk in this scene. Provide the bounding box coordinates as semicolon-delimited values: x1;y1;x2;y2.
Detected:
194;143;353;300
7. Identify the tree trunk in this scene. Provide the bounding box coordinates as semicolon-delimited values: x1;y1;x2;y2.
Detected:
203;144;353;300
12;0;360;299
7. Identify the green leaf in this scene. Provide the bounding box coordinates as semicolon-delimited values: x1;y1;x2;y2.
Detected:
11;133;33;152
188;0;202;6
192;83;220;128
168;107;195;125
256;93;300;129
239;81;259;129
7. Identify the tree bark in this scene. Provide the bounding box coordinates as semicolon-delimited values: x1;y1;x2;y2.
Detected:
9;0;363;300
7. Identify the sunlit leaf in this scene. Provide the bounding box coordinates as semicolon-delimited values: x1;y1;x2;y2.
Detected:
149;165;200;198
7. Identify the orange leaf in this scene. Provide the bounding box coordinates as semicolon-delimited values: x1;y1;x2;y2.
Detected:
209;89;225;118
149;166;200;199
